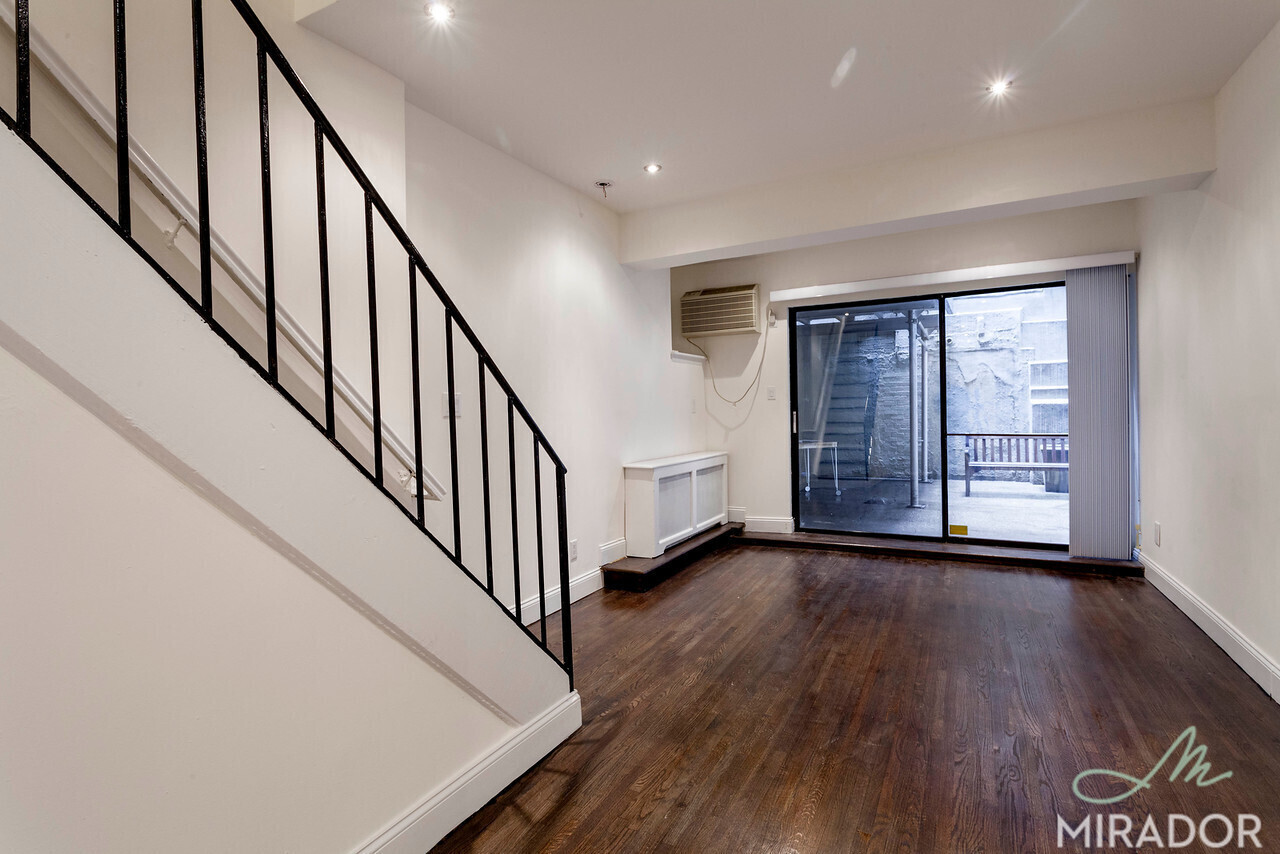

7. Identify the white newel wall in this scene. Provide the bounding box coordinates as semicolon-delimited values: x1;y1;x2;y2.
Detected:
0;342;511;854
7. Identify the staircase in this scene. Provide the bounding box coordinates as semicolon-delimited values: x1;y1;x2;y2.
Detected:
0;0;572;687
812;330;882;481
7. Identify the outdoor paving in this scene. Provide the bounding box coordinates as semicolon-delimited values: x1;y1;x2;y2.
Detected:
799;477;1068;545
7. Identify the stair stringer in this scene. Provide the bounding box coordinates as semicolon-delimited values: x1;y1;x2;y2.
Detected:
0;126;572;728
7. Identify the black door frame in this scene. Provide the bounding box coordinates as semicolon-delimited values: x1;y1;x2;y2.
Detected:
788;281;1068;551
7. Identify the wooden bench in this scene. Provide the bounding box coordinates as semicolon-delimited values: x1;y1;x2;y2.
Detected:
956;433;1068;496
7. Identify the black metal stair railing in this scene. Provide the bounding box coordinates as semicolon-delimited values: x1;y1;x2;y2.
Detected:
1;0;573;687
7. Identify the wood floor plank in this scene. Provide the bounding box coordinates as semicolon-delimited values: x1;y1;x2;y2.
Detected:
433;546;1280;853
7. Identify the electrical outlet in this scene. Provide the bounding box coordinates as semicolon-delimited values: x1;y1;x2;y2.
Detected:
569;539;579;562
1154;521;1162;547
691;398;697;414
767;386;777;400
441;391;462;418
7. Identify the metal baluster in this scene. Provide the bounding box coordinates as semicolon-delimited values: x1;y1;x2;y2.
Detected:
15;0;29;136
534;436;547;646
113;0;130;234
479;357;494;593
446;310;461;560
314;124;335;437
509;396;522;624
408;262;425;525
556;464;573;688
256;40;277;382
192;0;212;316
365;194;382;483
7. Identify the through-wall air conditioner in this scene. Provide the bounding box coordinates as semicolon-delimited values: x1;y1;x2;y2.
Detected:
680;284;761;337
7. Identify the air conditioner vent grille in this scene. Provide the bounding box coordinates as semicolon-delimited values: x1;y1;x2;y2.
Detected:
680;285;760;337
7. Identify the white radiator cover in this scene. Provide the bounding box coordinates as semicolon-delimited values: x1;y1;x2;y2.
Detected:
624;452;729;558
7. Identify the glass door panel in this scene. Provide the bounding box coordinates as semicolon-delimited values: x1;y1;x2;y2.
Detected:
943;285;1069;545
794;299;942;536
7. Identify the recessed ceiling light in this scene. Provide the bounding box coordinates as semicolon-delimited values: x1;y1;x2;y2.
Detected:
643;163;662;174
426;2;454;23
987;79;1011;96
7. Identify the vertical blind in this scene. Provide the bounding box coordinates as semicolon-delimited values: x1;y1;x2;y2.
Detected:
1066;264;1134;559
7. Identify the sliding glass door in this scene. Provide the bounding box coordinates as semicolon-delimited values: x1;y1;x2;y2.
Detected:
791;284;1070;547
792;299;942;537
944;286;1069;545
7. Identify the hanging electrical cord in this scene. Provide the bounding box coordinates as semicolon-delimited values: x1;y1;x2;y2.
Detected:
685;326;771;406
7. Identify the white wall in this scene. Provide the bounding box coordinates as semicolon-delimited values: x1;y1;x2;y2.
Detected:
671;201;1138;529
405;104;706;597
1136;20;1280;699
0;344;510;853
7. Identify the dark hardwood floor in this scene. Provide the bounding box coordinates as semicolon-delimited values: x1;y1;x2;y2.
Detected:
434;546;1280;853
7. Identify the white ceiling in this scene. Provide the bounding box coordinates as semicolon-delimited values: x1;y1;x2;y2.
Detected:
301;0;1280;213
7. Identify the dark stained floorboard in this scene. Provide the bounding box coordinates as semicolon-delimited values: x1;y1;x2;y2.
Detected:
433;546;1280;853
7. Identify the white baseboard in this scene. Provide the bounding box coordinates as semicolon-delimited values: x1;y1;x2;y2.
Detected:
745;515;795;534
520;567;604;621
1138;551;1279;704
353;692;583;854
598;537;627;565
727;506;747;524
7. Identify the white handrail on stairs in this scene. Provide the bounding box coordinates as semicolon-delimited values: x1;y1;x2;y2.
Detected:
0;0;446;501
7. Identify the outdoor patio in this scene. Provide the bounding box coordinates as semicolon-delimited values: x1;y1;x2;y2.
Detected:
799;476;1068;545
